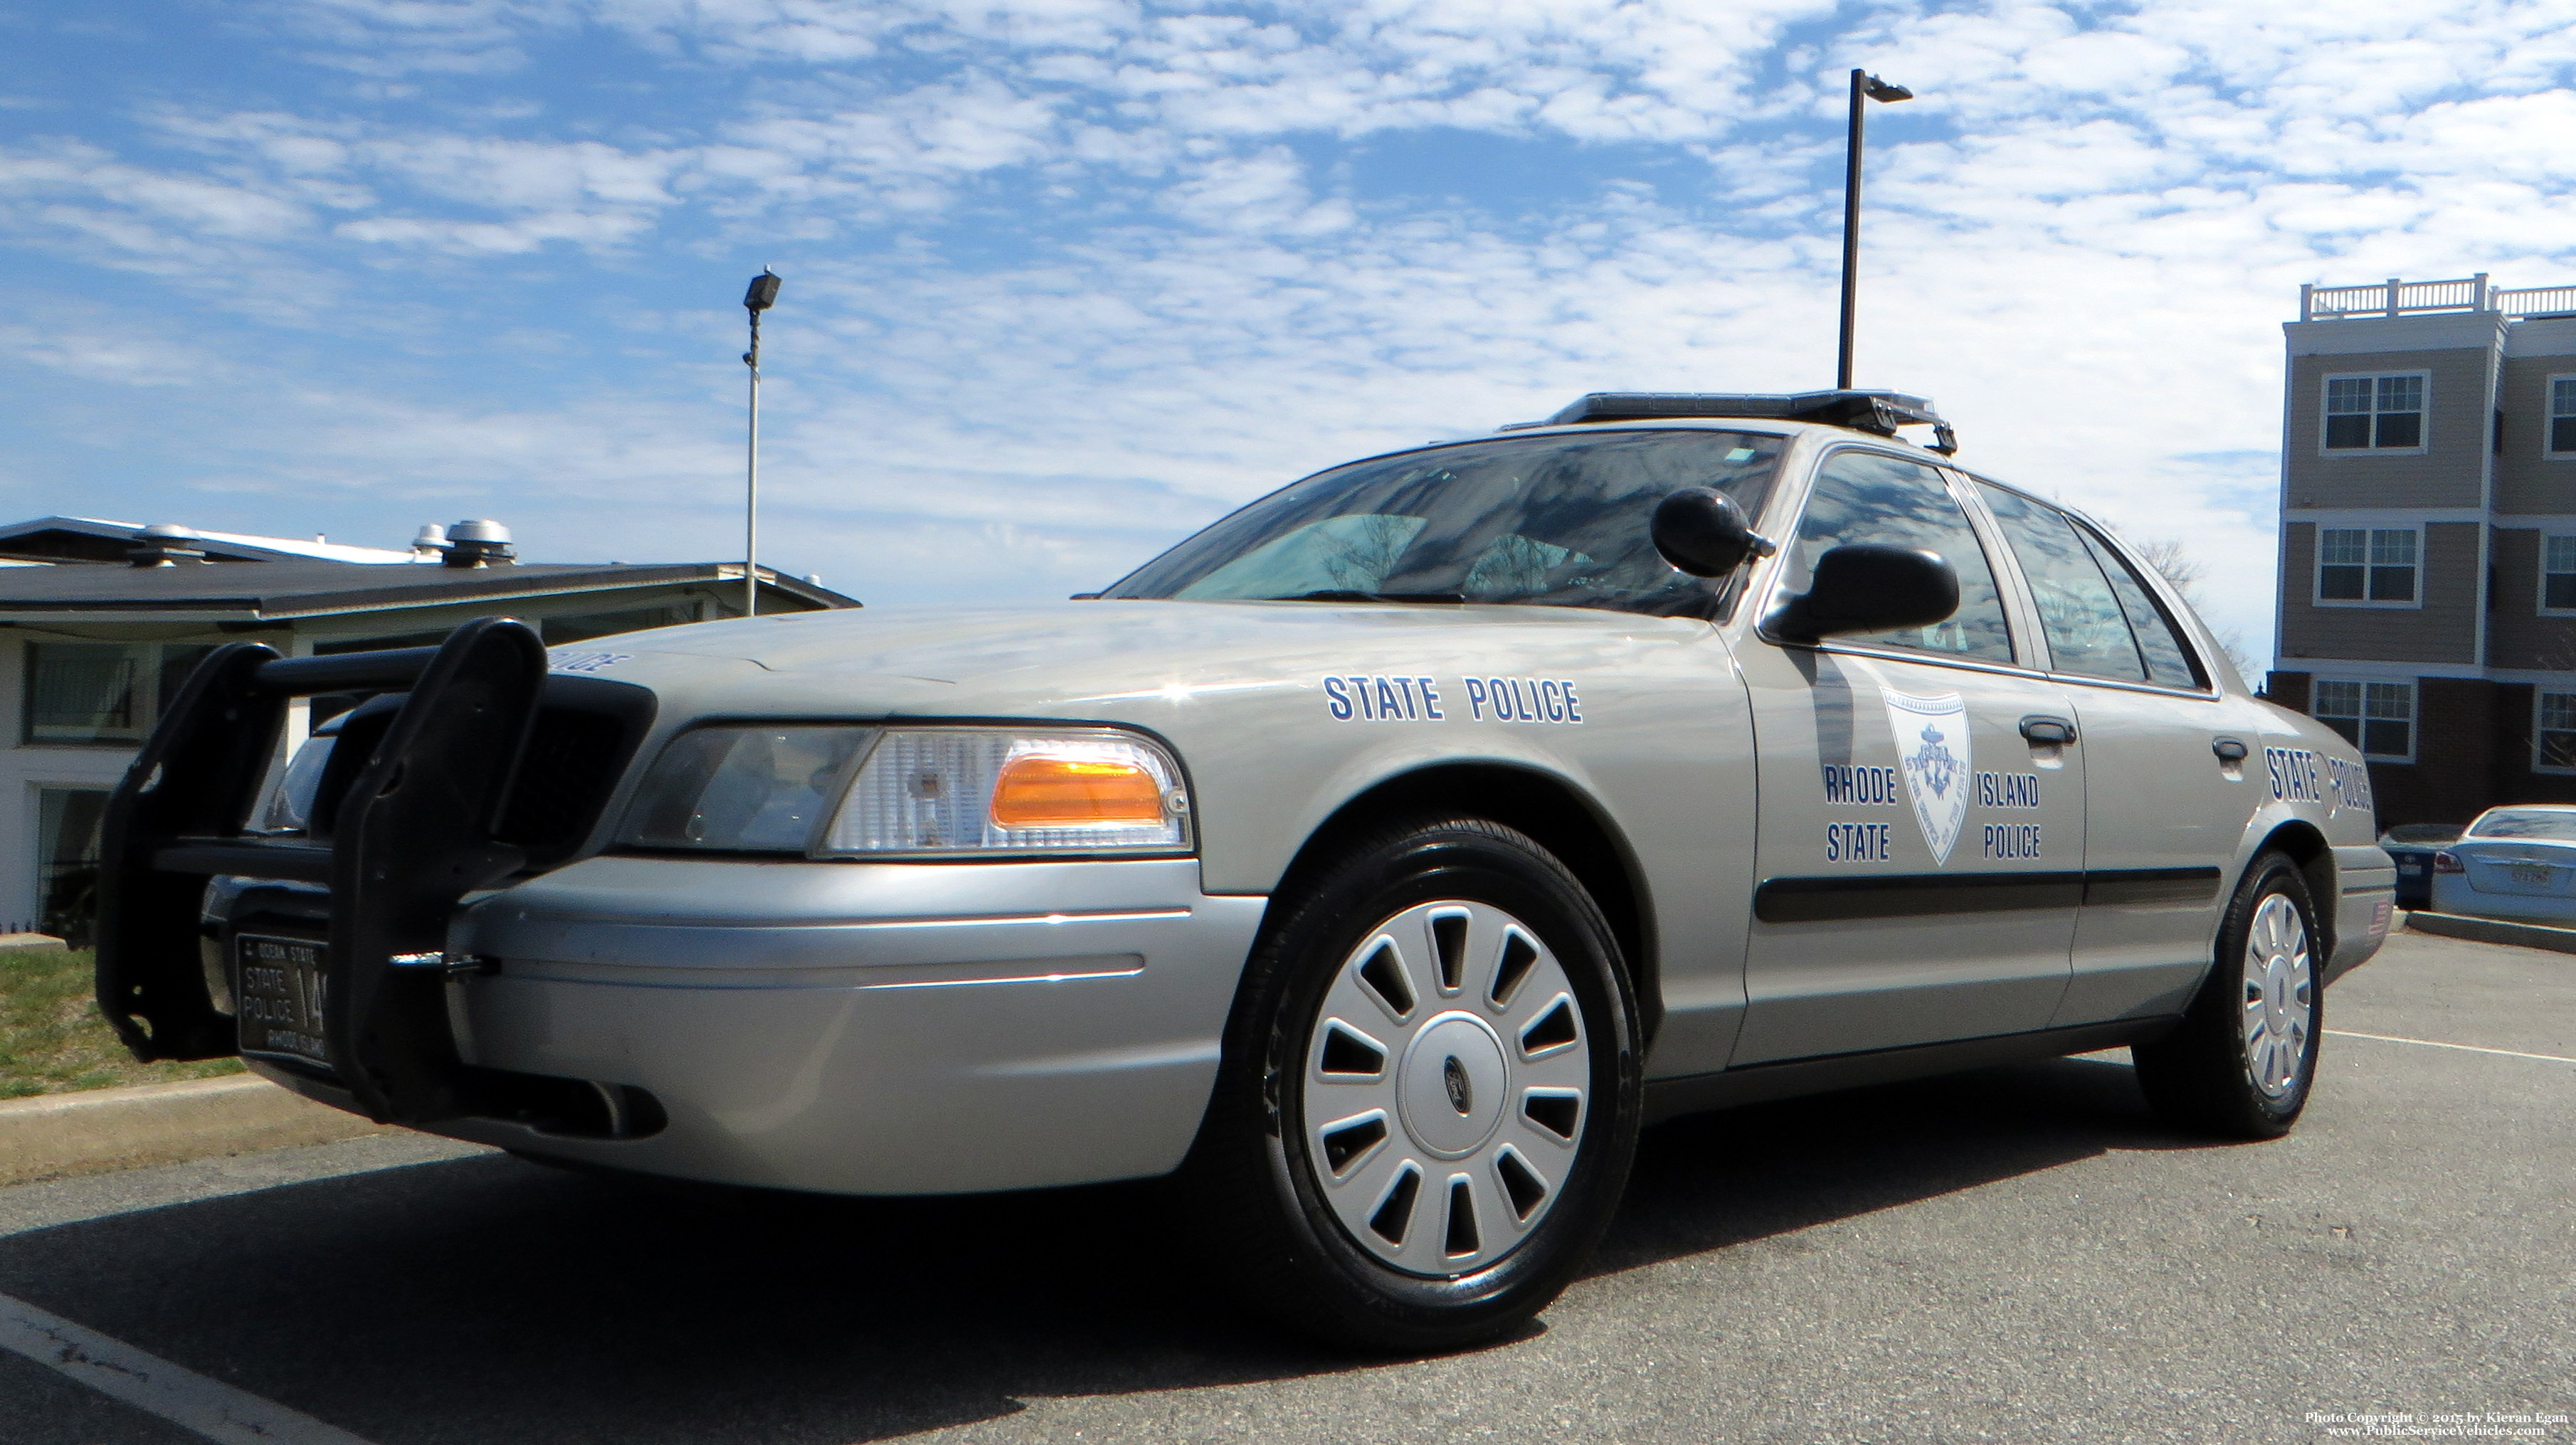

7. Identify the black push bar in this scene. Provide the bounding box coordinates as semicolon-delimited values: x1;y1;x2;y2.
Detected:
94;618;549;1124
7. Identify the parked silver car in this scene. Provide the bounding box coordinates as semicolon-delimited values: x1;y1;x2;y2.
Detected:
98;390;2394;1350
2429;804;2576;924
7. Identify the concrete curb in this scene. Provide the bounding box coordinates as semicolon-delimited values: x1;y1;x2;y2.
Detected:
0;1074;387;1188
2404;910;2576;955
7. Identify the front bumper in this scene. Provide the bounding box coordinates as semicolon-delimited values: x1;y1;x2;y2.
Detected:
254;855;1267;1195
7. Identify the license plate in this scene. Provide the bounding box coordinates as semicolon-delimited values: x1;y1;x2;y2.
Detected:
235;933;329;1066
2397;863;2424;875
2508;864;2554;886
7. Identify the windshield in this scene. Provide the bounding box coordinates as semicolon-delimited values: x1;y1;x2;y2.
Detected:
2467;809;2576;841
2381;823;2460;845
1104;429;1785;614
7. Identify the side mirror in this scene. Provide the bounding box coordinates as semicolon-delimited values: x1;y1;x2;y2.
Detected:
1652;487;1776;577
1767;544;1960;642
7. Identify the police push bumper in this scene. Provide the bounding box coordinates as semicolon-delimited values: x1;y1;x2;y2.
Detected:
95;619;641;1126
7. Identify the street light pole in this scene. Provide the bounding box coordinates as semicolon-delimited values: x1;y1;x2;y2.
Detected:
741;268;781;619
1836;69;1913;391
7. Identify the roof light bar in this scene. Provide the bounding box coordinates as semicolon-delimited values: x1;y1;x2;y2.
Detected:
1513;389;1950;443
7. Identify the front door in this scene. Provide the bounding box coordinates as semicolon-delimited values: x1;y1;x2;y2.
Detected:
1733;449;2086;1065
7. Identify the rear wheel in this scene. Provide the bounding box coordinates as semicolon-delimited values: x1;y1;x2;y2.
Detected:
2133;851;2323;1138
1181;817;1641;1352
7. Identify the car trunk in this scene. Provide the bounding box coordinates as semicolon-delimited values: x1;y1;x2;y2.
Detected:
2454;839;2576;897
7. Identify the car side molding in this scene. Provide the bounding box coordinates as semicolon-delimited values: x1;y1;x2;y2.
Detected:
1642;1017;2182;1124
1752;867;2224;923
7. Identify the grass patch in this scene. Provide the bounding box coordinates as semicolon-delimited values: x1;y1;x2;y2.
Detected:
1;946;243;1100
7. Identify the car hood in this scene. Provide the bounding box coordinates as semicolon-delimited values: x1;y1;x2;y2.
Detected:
575;599;1696;695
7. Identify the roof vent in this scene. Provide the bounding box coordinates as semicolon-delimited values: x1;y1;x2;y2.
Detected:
411;523;448;562
441;519;514;568
127;524;206;568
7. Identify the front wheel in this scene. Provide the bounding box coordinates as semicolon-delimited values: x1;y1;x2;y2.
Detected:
2132;851;2323;1138
1181;817;1642;1352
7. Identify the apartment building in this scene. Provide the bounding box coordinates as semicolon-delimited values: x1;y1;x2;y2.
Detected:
2267;274;2576;827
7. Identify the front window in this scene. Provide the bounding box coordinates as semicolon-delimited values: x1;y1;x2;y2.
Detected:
2552;378;2576;456
23;642;217;746
2317;527;2417;604
1778;450;2015;663
1103;429;1785;615
2468;807;2576;842
2312;679;2413;759
2324;374;2424;450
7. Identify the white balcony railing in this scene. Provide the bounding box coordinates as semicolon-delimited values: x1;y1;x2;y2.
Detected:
2301;274;2576;321
2495;285;2576;319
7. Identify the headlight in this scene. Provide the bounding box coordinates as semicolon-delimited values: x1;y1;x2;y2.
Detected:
255;731;338;833
623;726;877;851
621;725;1191;858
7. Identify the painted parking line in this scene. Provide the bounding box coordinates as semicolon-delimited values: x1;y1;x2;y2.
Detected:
2326;1030;2576;1066
0;1291;379;1445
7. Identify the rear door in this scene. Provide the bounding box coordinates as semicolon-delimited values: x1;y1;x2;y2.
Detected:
1970;482;2264;1024
1731;448;2086;1064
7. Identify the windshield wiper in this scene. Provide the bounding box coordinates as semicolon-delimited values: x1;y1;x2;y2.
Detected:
1269;589;1468;604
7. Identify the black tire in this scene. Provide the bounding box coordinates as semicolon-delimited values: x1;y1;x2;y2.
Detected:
1180;816;1642;1353
2132;851;2324;1139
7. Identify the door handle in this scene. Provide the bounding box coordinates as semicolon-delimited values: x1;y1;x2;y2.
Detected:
2020;715;2076;745
2212;736;2249;762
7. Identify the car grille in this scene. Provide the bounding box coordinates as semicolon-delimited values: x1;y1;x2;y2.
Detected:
310;675;655;873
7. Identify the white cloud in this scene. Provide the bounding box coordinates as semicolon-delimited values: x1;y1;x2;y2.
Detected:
12;0;2576;651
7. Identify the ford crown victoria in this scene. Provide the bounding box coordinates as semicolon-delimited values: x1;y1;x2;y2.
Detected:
97;389;2395;1350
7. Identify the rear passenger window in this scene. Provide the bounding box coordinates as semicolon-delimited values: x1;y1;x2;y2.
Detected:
1975;484;2145;682
1785;451;2015;663
2074;525;2206;689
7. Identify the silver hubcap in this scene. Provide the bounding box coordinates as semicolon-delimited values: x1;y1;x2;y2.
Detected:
1299;899;1590;1276
2241;892;2314;1099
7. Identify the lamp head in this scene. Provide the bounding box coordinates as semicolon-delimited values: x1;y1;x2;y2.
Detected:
744;268;781;312
1862;74;1913;102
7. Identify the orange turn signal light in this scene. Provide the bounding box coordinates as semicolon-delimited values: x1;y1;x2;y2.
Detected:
991;754;1166;829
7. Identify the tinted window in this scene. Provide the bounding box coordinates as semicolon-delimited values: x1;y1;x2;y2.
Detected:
1780;451;2014;663
1977;485;2146;682
2468;809;2576;841
2075;524;2206;689
1105;430;1785;615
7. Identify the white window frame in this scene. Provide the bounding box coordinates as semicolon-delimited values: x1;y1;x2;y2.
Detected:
2311;677;2417;762
2540;534;2576;616
2320;370;2430;457
2312;522;2424;609
2548;374;2576;460
2536;689;2576;776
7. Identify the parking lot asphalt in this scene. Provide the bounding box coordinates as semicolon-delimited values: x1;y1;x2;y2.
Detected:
1;926;2568;1445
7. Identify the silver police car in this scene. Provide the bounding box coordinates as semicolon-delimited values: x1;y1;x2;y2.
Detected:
97;389;2394;1351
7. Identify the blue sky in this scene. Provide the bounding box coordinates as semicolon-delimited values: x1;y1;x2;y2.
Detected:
6;1;2576;660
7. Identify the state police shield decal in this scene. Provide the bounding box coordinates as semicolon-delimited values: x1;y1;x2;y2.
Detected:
1882;688;1971;865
